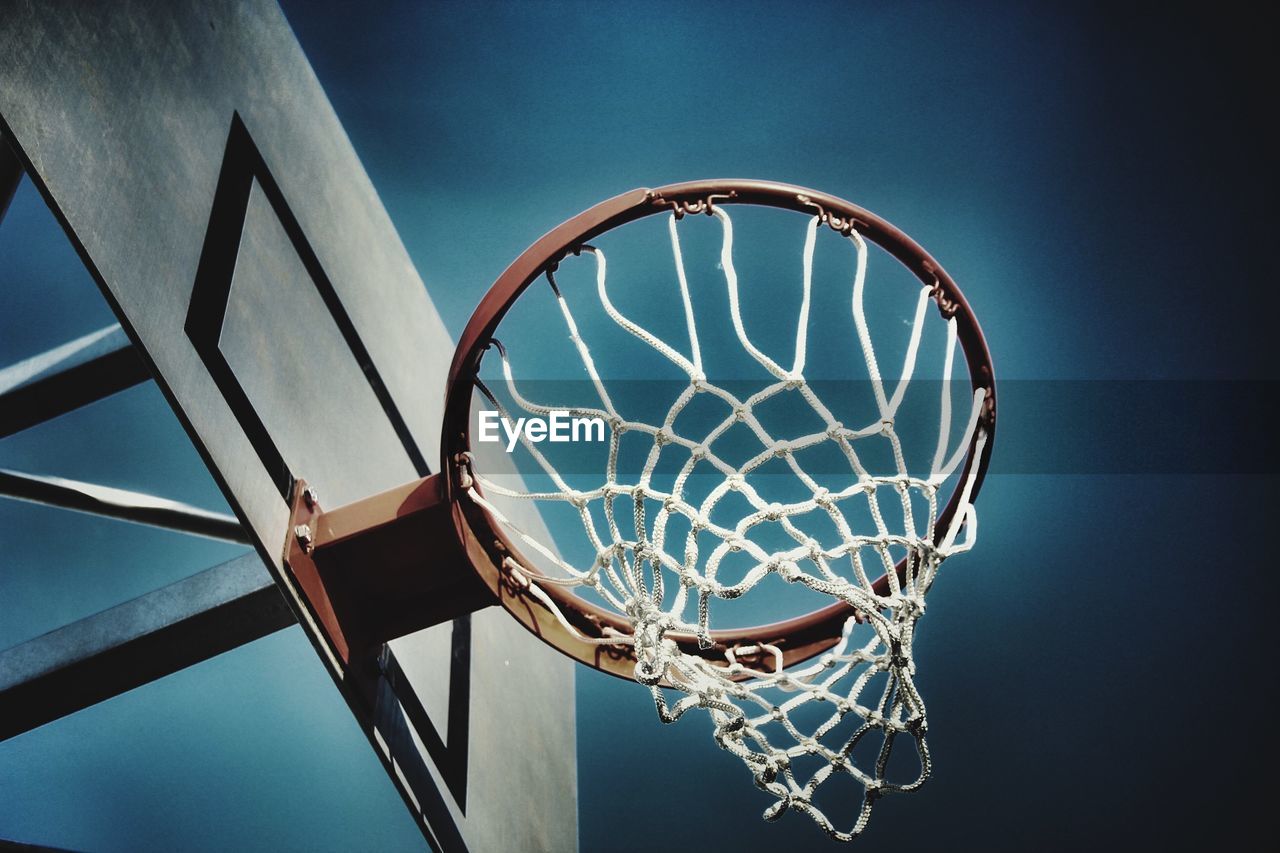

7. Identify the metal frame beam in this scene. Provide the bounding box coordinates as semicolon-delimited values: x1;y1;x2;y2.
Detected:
0;139;284;756
0;325;150;438
0;554;294;741
0;468;249;543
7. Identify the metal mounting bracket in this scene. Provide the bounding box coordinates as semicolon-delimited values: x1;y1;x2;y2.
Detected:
281;474;495;668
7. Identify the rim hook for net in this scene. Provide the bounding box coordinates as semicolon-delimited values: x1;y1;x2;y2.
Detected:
652;189;738;219
702;192;734;215
799;193;859;236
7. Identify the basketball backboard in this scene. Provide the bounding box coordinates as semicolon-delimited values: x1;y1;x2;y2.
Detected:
0;2;576;850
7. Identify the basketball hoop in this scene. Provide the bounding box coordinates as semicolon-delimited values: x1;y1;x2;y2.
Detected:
437;180;997;840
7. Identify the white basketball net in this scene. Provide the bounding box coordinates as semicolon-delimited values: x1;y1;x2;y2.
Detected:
461;205;989;841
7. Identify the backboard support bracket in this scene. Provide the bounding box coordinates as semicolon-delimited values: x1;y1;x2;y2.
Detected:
282;475;496;670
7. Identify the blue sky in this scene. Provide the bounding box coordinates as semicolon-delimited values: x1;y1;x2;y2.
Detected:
2;2;1274;850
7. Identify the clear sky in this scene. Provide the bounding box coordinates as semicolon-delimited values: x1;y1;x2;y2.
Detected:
1;1;1275;851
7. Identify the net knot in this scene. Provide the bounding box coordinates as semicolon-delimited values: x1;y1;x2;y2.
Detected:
503;560;531;591
454;452;475;490
634;657;663;685
889;639;909;668
895;595;925;618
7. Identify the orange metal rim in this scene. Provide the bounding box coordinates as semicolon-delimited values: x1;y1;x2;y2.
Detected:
442;180;997;679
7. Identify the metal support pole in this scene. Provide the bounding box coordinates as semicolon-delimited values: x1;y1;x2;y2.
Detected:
0;469;249;543
0;554;293;740
0;325;150;438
